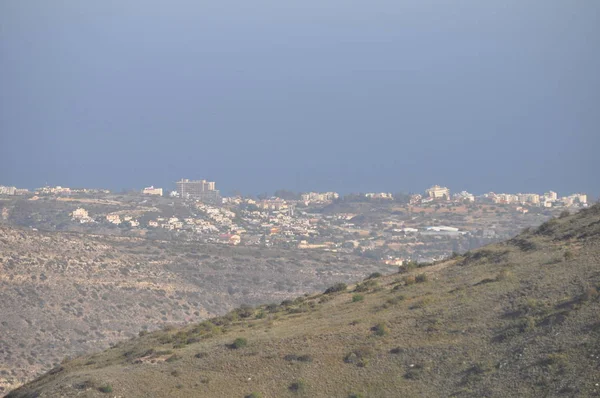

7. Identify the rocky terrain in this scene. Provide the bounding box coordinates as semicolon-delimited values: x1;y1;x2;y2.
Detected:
0;226;393;394
6;205;600;397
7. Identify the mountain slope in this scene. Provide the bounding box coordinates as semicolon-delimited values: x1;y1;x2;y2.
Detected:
0;226;390;394
6;205;600;398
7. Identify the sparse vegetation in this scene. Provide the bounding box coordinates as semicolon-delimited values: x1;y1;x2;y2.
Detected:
98;384;113;393
6;206;600;398
324;282;347;294
352;294;364;302
230;338;248;349
288;379;306;393
283;354;313;362
372;322;388;336
344;346;373;367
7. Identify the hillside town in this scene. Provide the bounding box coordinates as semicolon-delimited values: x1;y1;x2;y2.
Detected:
0;180;591;264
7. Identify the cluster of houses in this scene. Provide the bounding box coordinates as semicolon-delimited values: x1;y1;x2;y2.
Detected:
0;185;30;195
409;186;588;209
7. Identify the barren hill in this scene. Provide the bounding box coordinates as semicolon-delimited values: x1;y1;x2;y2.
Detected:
5;206;600;397
0;227;391;394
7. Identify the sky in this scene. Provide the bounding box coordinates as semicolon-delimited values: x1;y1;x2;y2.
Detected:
1;1;598;197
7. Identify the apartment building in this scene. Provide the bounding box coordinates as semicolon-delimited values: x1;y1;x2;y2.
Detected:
176;178;220;203
426;185;450;200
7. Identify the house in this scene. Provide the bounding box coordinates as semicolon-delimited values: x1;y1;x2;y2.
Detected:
71;208;94;223
106;214;121;224
142;186;163;196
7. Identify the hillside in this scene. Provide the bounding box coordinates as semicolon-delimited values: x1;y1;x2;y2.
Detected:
0;227;392;394
6;205;600;398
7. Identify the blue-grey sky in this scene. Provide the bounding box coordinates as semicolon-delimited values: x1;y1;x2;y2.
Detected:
1;1;598;197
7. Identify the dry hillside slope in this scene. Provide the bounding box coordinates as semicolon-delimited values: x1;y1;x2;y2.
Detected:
6;205;600;398
0;226;390;393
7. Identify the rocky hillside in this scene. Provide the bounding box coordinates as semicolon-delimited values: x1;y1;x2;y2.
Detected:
0;227;392;394
6;205;600;397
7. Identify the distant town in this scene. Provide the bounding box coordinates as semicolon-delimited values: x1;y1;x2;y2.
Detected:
0;179;591;264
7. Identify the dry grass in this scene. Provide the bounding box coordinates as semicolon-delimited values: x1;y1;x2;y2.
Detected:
7;206;600;398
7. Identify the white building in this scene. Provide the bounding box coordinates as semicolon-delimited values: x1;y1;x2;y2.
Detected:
426;185;450;200
0;186;17;195
106;214;121;224
544;191;558;202
365;192;394;200
453;191;475;202
142;186;163;196
71;208;94;223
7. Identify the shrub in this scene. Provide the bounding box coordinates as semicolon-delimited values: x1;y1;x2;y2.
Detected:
581;287;599;302
563;250;574;261
344;346;373;367
288;379;306;393
372;322;388;336
354;279;378;292
352;294;364;302
348;394;365;398
559;210;570;219
284;354;313;362
403;275;416;285
236;305;254;318
366;272;382;280
400;261;419;273
386;295;405;305
404;364;423;379
231;337;248;349
245;393;262;398
165;354;181;362
98;384;113;393
324;283;347;294
415;273;428;283
496;269;512;281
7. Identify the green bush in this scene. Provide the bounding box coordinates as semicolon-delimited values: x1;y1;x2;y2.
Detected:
324;283;347;294
344;346;373;367
288;379;306;393
354;280;378;292
165;354;181;362
98;384;113;393
284;354;313;362
564;250;574;261
366;272;382;279
352;294;364;302
415;273;428;283
386;295;405;305
231;337;248;349
372;322;388;336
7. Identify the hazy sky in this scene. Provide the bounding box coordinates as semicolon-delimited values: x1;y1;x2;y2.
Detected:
1;1;598;197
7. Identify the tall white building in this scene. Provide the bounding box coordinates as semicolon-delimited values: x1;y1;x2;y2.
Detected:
426;185;450;200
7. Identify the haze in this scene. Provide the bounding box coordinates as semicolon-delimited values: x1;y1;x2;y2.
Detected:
1;1;598;196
